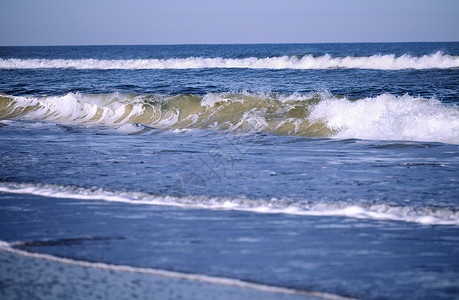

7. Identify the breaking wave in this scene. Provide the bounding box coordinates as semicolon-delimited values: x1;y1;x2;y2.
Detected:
1;92;458;144
1;52;458;70
0;182;458;226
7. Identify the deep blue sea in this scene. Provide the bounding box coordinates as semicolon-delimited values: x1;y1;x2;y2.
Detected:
1;43;459;299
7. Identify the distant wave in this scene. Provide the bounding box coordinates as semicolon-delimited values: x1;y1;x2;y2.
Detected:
1;182;458;225
1;92;458;144
1;52;458;70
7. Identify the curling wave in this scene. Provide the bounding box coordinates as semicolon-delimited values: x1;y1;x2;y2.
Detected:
0;182;458;226
1;92;458;144
1;52;458;70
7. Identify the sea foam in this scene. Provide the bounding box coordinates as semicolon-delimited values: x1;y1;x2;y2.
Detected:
0;182;458;226
1;52;458;70
308;94;459;144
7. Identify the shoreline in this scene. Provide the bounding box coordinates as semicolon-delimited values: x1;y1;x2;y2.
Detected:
0;244;349;300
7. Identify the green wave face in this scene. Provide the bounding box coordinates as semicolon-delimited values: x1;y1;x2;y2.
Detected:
1;92;458;143
0;93;335;137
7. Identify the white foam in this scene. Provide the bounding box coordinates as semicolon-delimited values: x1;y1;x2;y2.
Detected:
1;182;458;226
110;123;155;135
1;52;458;70
308;94;459;144
200;93;233;107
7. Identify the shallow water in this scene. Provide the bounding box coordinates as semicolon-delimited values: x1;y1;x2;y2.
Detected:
0;43;458;299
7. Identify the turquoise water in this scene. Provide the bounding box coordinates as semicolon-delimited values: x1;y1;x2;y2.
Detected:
1;43;459;299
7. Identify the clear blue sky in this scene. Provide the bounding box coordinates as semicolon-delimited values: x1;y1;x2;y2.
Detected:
1;0;458;46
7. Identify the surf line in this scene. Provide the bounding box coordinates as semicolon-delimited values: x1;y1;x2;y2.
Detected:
0;241;354;300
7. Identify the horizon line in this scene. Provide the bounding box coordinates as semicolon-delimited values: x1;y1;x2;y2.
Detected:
1;40;458;47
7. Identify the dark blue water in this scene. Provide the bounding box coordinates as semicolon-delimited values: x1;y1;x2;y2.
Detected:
1;43;459;299
1;43;459;100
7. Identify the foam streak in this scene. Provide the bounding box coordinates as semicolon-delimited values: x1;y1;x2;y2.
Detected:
0;182;458;225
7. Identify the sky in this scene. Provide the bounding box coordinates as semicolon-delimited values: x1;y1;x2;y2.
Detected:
0;0;458;46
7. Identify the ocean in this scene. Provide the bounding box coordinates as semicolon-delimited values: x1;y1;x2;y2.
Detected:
0;42;458;299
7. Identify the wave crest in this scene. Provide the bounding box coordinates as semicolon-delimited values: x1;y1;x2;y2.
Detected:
1;92;458;144
1;52;458;70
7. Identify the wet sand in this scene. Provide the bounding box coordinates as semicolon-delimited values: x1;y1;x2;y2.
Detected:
0;247;329;300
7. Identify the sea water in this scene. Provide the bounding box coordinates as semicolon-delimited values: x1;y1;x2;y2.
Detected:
0;43;458;299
